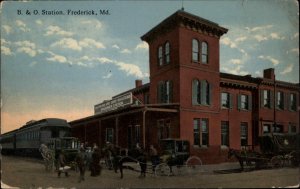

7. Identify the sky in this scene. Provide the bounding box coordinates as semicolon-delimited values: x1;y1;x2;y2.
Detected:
1;0;299;133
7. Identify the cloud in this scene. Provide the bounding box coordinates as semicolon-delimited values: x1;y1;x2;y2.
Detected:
16;20;30;32
112;44;120;49
235;36;247;43
35;19;43;25
81;20;102;29
220;37;237;48
115;61;144;78
135;41;148;50
245;25;273;32
102;72;112;79
96;57;114;64
258;55;279;66
120;48;131;54
229;59;242;65
254;34;268;42
2;46;13;56
51;38;82;51
15;40;37;57
292;32;299;39
270;33;285;40
45;25;73;36
280;64;293;75
79;38;106;49
221;65;249;76
2;25;12;34
290;48;299;55
46;53;67;63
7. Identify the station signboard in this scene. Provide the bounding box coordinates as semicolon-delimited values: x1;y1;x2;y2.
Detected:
94;92;133;115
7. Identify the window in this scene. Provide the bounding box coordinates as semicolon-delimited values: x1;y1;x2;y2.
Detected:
221;93;234;109
288;124;297;133
193;118;209;147
106;128;114;143
135;125;140;144
165;42;170;64
158;119;171;140
221;92;230;108
272;124;283;133
262;90;272;108
240;122;248;146
263;124;271;134
192;79;211;105
157;80;173;103
201;42;208;64
158;46;163;66
221;121;229;147
276;91;284;110
289;93;297;111
238;94;251;110
192;39;199;62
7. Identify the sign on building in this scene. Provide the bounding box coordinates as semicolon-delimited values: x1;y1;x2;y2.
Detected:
94;92;133;115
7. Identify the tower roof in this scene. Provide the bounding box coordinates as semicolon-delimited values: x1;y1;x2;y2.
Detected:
141;9;228;42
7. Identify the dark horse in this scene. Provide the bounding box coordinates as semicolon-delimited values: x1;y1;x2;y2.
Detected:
228;148;265;171
103;145;147;179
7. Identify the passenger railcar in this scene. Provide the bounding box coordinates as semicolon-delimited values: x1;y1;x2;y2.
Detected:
0;118;71;157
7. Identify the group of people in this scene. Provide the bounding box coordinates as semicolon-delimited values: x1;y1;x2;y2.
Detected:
57;143;102;183
56;142;161;181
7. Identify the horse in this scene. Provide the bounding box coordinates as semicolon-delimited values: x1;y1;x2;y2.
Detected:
117;148;147;179
228;148;265;170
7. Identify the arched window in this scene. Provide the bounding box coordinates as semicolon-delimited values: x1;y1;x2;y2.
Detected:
165;42;170;64
158;46;163;66
201;42;208;64
192;39;199;62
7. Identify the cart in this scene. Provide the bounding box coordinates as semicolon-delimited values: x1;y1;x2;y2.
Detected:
155;139;202;176
228;133;300;170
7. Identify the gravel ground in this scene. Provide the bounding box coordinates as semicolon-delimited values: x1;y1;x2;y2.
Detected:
1;155;299;188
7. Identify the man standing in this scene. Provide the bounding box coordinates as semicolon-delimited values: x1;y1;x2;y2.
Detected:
149;145;159;172
76;147;87;183
57;150;69;177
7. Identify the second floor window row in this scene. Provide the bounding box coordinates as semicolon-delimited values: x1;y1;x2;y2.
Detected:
261;90;297;111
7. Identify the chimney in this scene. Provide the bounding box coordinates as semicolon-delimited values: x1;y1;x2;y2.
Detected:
135;80;142;88
263;68;275;80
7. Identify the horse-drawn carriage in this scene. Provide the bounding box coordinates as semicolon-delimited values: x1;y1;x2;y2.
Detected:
228;133;300;170
102;138;202;178
155;138;202;176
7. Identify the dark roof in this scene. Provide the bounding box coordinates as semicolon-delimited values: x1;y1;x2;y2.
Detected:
141;9;228;42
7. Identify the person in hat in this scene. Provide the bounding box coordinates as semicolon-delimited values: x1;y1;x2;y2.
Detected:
76;147;87;183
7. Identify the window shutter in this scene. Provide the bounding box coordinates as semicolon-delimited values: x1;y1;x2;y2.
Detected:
248;94;252;110
270;91;274;109
229;93;233;109
237;94;241;111
260;90;264;108
192;80;198;105
283;92;286;110
169;80;173;103
200;80;206;105
209;83;212;105
220;92;223;108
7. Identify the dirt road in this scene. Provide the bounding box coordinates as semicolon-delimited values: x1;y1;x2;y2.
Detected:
1;155;299;188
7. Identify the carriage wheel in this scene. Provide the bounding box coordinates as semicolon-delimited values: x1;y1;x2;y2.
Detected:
271;155;283;168
155;163;170;177
185;156;202;174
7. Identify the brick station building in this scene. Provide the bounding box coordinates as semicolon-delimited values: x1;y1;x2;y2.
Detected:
70;10;299;164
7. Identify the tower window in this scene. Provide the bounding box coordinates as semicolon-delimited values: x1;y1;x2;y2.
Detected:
158;46;163;66
192;79;211;105
201;42;208;64
165;42;170;64
192;39;199;62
